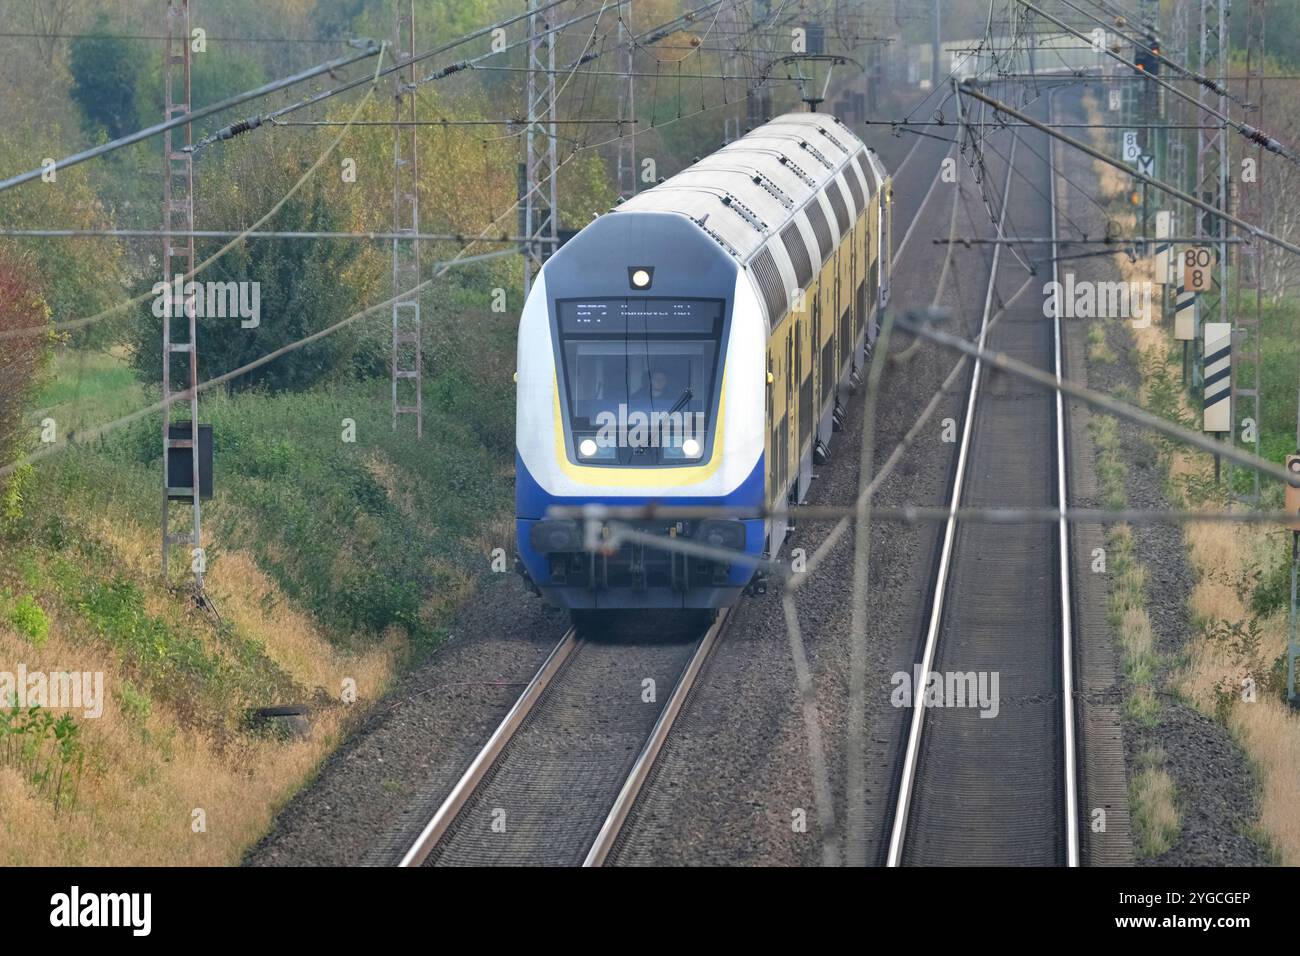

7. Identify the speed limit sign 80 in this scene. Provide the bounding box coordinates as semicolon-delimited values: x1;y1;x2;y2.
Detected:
1185;247;1213;292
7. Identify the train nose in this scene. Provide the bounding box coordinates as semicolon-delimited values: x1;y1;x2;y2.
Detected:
530;519;582;553
696;519;747;551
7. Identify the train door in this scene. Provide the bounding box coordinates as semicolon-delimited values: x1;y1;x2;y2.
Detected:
881;187;893;306
826;257;839;406
798;314;812;461
869;197;880;318
861;215;872;346
848;226;858;368
810;295;821;422
766;346;777;505
785;327;796;501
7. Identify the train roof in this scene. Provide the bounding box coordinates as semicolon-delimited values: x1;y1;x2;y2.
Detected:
615;112;887;326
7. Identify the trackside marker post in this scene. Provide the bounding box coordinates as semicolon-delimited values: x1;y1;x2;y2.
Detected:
1286;456;1300;705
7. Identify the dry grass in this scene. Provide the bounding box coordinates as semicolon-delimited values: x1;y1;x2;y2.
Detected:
1106;523;1161;726
468;513;516;564
1075;92;1300;864
1119;608;1156;677
209;550;402;704
1086;320;1117;364
1175;514;1299;863
0;511;401;865
1234;699;1300;859
1106;250;1300;864
1129;752;1180;858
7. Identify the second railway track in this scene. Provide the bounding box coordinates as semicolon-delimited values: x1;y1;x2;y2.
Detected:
886;87;1081;866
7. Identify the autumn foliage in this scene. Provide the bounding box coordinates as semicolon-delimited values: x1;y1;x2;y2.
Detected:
0;249;52;480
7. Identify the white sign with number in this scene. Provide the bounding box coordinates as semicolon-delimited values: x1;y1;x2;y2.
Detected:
1123;132;1140;162
1286;455;1300;532
1185;246;1213;291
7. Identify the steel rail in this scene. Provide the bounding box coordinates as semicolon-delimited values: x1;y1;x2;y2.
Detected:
1048;86;1081;868
583;610;731;866
885;116;1022;869
397;628;579;867
397;611;724;867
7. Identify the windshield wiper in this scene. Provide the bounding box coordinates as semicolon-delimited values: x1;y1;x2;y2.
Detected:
668;387;694;415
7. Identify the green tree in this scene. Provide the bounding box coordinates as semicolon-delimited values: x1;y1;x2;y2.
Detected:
68;16;141;139
0;134;129;349
130;136;384;393
0;248;53;487
134;50;269;145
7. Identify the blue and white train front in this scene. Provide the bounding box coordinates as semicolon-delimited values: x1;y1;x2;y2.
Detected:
515;211;767;610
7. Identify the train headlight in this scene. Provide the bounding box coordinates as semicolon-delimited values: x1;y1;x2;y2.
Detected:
577;436;616;461
696;519;746;551
530;519;581;553
629;266;654;290
662;436;704;461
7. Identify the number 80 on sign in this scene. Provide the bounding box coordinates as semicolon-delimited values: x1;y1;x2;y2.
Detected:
1184;247;1212;292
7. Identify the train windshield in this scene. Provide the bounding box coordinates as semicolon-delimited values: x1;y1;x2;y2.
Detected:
555;298;725;466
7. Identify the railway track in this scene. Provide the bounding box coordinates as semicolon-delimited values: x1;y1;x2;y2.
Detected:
885;88;1081;866
386;126;941;871
396;611;728;867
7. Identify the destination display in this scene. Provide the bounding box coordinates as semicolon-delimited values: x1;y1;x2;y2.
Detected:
558;298;724;336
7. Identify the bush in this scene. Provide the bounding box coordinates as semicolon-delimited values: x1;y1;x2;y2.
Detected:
116;680;152;725
129;142;383;394
0;250;53;486
1251;553;1294;617
1;464;34;536
69;17;141;139
0;706;84;811
8;595;50;647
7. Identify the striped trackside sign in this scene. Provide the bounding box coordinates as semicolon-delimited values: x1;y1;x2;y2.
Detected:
1154;212;1172;285
1203;322;1232;433
1287;455;1300;533
1174;285;1196;341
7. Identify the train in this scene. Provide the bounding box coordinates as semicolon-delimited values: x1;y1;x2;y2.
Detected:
515;112;893;613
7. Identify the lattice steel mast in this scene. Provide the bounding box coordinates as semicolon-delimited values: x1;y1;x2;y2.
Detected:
1232;0;1266;501
1195;0;1228;385
392;0;423;435
523;0;559;296
161;0;203;591
616;2;637;198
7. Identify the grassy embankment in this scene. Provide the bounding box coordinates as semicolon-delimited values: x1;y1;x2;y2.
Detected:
1081;91;1300;863
0;306;517;864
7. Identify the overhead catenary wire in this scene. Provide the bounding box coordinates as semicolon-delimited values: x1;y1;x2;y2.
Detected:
0;248;517;482
957;80;1300;258
0;42;382;193
1057;0;1239;104
1009;0;1299;163
5;0;725;340
0;30;356;44
2;0;790;369
896;310;1300;490
0;0;792;472
191;0;590;151
1;79;385;342
0;228;533;243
